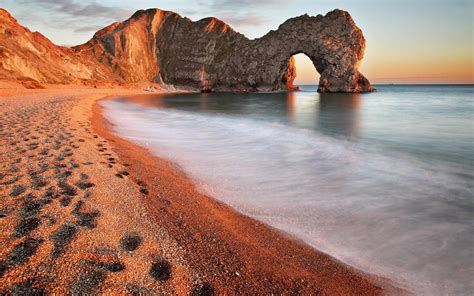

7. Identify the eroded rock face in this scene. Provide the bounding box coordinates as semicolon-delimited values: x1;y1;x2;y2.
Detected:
0;8;374;92
0;9;114;85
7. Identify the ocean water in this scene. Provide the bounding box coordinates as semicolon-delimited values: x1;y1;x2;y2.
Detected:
102;85;474;295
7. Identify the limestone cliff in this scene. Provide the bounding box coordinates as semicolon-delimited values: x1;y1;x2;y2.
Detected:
0;9;115;84
0;8;374;92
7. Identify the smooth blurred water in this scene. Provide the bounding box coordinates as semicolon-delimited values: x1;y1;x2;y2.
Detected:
102;85;474;295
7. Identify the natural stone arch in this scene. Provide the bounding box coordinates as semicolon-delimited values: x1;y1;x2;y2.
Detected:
203;9;374;92
75;8;374;93
233;10;374;93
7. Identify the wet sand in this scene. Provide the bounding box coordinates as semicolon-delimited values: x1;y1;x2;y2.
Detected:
0;83;402;294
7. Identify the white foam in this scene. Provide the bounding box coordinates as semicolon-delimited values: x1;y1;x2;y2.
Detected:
102;100;474;295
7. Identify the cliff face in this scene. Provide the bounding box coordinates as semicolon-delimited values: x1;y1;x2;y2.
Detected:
0;9;115;84
0;8;374;92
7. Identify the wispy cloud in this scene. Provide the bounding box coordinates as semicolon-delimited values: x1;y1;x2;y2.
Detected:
210;0;286;8
16;0;131;20
7;0;133;43
187;0;290;28
217;12;266;27
74;24;104;33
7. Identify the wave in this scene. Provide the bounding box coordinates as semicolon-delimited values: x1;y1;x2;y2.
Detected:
102;99;474;295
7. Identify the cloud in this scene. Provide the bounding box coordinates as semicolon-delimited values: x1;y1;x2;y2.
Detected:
210;0;286;8
16;0;131;20
74;25;103;33
186;0;289;28
217;13;266;27
8;0;134;43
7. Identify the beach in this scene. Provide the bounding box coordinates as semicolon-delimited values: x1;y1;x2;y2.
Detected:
0;82;398;294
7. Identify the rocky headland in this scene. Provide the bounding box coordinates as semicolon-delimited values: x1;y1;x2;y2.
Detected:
0;8;373;92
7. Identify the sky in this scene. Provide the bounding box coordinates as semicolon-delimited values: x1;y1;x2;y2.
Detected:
0;0;472;84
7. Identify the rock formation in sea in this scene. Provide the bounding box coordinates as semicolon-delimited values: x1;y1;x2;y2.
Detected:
0;8;374;92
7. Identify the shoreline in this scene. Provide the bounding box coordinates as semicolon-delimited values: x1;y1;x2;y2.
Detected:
0;83;403;294
93;94;403;294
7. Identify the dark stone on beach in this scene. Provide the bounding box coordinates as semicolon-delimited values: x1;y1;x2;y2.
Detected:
0;262;6;277
80;260;125;272
1;176;20;186
4;278;46;295
56;170;73;180
71;201;100;229
75;181;95;190
43;186;57;199
125;284;151;295
0;238;44;276
75;212;99;228
70;270;105;295
49;222;77;258
159;199;171;206
149;259;171;281
106;262;125;272
14;217;41;237
39;198;52;207
58;181;77;196
31;175;48;189
0;209;10;218
119;233;142;252
23;193;37;199
190;283;215;296
139;187;149;195
19;200;43;217
10;185;26;197
44;215;57;226
59;196;72;207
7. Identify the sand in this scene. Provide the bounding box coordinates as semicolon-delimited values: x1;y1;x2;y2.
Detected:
0;82;402;294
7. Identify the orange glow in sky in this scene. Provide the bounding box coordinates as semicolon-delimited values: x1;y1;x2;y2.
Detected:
290;2;473;85
293;52;473;85
293;54;320;85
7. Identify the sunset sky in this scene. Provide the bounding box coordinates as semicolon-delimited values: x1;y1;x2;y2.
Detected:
1;0;472;84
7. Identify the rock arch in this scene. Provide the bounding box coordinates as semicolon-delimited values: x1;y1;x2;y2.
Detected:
73;8;374;93
228;9;374;93
195;9;374;92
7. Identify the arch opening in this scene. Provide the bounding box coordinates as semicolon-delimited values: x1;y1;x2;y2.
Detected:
284;53;321;91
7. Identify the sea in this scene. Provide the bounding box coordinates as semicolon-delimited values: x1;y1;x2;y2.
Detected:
102;85;474;295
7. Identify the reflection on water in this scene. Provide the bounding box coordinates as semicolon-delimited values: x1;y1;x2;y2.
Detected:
200;93;208;110
318;93;361;137
120;90;364;140
286;91;296;120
